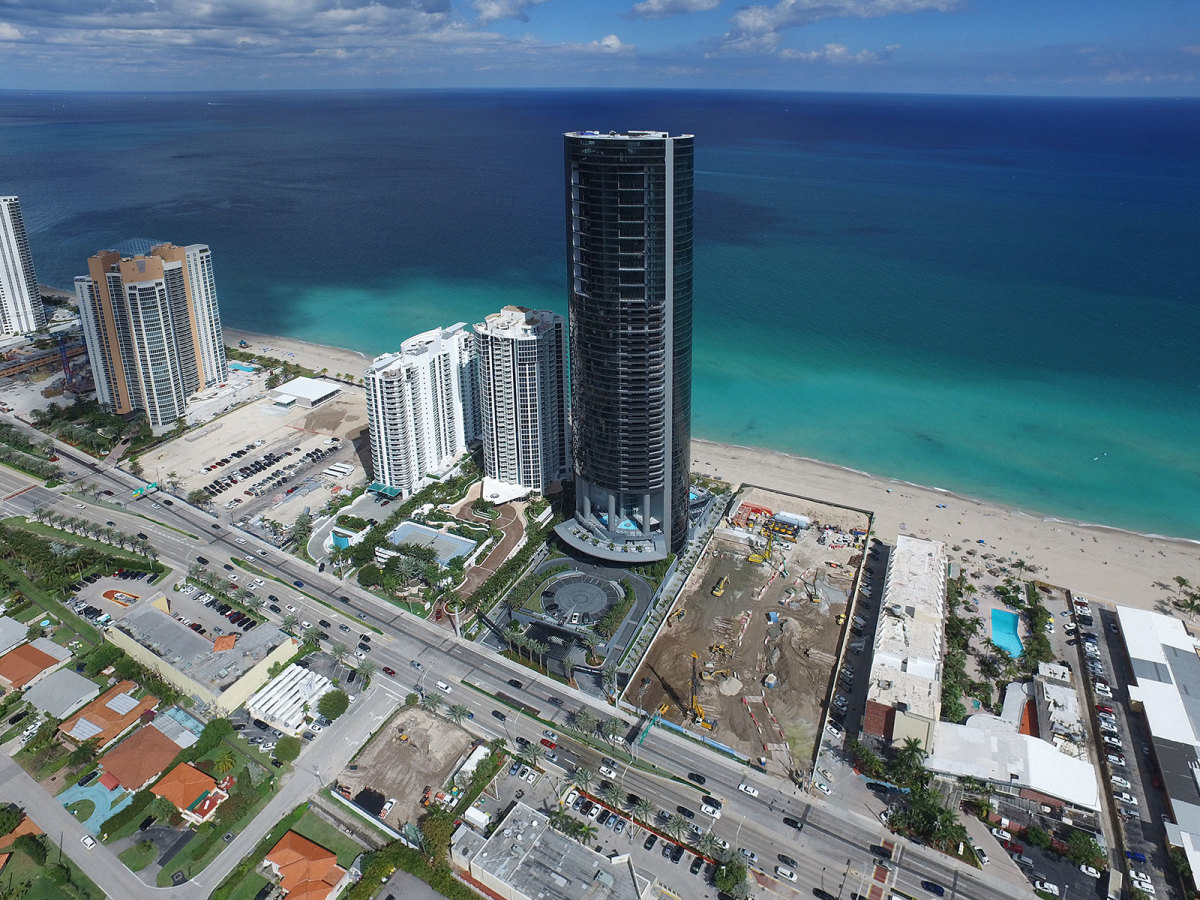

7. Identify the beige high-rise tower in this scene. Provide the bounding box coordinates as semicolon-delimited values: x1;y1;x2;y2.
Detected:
75;243;227;429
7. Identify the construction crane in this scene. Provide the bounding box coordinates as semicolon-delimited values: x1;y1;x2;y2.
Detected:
749;534;773;564
689;652;715;730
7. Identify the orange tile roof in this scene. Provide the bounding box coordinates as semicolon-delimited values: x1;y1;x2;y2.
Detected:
58;680;159;748
0;851;9;878
266;831;346;900
213;634;237;652
101;726;181;791
152;763;217;812
0;643;58;689
0;816;43;852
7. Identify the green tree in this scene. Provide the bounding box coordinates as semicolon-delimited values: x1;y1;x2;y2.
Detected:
1065;830;1105;867
663;813;687;840
419;693;443;715
275;736;302;763
447;704;470;725
318;690;350;720
600;782;622;809
714;858;749;895
68;737;100;768
44;863;70;885
0;804;22;836
419;808;457;865
1024;825;1052;849
572;768;594;792
13;832;47;865
572;708;597;735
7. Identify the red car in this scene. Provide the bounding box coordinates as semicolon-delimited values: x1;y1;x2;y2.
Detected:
382;667;397;677
1096;705;1114;714
540;738;556;750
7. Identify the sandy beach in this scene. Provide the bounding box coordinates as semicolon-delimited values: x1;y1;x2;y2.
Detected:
223;328;1199;611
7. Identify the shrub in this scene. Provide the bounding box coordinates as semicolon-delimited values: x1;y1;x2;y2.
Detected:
14;832;47;865
318;690;349;720
275;736;301;763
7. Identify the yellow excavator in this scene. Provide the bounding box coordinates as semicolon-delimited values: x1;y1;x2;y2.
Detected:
690;652;715;730
701;668;732;681
711;575;728;597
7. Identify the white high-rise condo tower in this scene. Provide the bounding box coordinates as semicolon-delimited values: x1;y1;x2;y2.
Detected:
365;324;479;498
0;196;47;336
474;306;570;501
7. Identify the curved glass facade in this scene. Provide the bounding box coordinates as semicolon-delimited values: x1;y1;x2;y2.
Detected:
558;131;693;561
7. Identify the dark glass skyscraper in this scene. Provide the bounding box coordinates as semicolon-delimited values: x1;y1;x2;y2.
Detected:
555;130;693;563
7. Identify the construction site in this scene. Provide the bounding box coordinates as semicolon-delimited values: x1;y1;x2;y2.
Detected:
629;486;872;778
334;708;475;832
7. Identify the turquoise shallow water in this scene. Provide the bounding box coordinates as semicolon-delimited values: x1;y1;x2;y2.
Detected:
4;90;1198;538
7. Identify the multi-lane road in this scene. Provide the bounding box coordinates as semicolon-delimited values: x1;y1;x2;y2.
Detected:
0;425;1035;898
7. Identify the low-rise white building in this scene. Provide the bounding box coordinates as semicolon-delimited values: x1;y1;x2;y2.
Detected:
246;664;334;735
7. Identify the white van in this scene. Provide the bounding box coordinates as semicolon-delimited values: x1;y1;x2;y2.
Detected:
436;680;452;694
775;866;797;882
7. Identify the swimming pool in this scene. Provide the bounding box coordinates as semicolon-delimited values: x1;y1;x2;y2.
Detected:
991;609;1024;658
228;361;259;373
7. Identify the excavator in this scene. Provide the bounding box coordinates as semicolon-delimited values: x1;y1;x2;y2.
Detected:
689;652;715;730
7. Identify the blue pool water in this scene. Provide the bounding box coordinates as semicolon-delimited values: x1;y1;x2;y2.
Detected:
228;361;259;372
991;609;1025;658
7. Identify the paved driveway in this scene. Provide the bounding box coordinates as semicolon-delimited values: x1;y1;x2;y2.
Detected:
59;778;136;833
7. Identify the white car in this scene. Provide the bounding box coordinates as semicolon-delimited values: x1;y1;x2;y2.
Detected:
1131;879;1156;896
1095;683;1113;697
1117;792;1138;805
381;798;396;818
1034;880;1060;897
598;765;617;778
1079;865;1101;878
1044;621;1054;634
286;604;297;612
80;835;96;850
355;650;366;659
815;782;831;795
700;799;723;818
229;574;239;582
310;723;323;733
565;789;579;806
301;620;312;629
235;537;246;544
260;741;276;753
1111;776;1131;789
1131;870;1152;883
826;720;844;738
774;866;797;882
738;783;759;797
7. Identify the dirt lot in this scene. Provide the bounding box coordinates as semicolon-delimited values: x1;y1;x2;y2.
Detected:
632;487;870;776
141;390;369;528
337;708;475;829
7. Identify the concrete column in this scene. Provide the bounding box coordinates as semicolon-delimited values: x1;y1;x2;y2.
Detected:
642;492;652;536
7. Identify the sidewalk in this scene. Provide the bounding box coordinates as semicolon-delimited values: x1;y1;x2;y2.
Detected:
961;812;1033;893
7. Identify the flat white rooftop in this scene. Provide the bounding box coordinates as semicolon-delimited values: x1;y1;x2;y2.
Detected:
866;535;948;721
271;375;339;406
928;714;1100;810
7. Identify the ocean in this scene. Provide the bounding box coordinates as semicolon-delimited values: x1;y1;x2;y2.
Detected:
2;90;1198;538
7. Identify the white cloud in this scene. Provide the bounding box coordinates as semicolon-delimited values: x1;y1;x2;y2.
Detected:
0;22;24;40
470;0;550;24
723;0;958;54
1182;45;1200;56
629;0;722;20
584;33;633;53
780;41;894;62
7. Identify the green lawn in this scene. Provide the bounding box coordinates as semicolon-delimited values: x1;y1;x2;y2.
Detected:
118;839;158;872
0;838;105;900
66;799;96;820
290;809;365;866
210;807;364;900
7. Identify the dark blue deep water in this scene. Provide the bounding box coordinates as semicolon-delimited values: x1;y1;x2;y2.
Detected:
2;90;1198;536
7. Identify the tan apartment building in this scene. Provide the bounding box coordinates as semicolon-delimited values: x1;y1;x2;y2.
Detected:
75;242;226;428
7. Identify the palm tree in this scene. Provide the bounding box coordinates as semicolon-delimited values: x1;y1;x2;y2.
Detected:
572;768;594;792
530;638;549;670
576;823;598;847
329;642;348;663
663;814;687;841
303;625;323;645
214;750;236;776
518;744;544;768
281;613;299;632
697;832;722;858
419;692;443;715
572;708;597;735
188;563;204;579
600;782;622;808
601;718;624;743
1175;576;1192;599
357;659;376;685
601;665;618;695
631;797;655;824
448;704;470;725
547;808;569;831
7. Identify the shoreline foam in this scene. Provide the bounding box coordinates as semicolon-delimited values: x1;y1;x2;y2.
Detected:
220;327;1199;607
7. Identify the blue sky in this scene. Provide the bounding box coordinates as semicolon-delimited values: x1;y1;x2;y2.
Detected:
0;0;1196;94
